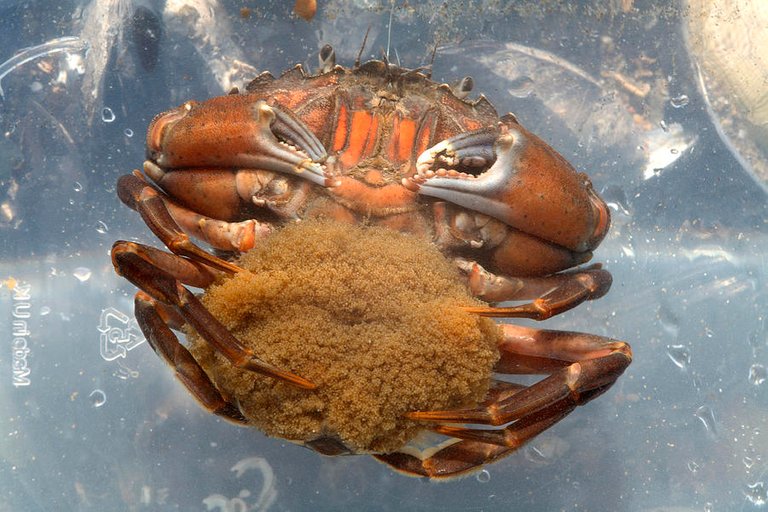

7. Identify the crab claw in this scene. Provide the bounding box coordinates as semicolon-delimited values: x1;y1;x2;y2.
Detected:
146;98;330;187
406;119;609;255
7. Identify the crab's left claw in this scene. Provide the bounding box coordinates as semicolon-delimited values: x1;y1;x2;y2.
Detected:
146;98;330;187
406;117;609;256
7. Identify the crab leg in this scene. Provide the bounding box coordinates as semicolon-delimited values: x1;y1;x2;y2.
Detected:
406;325;631;425
459;261;612;319
117;172;243;274
373;380;526;477
375;400;577;478
112;240;316;390
112;241;221;288
374;439;515;478
381;328;629;477
133;291;248;425
374;401;575;479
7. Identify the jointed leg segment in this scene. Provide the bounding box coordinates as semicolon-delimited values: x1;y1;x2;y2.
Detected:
379;324;631;478
460;260;612;319
112;239;316;390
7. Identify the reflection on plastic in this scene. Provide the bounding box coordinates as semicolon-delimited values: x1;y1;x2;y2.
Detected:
203;457;277;512
0;36;88;99
98;307;145;361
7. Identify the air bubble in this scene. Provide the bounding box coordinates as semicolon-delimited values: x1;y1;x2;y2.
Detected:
475;469;491;483
73;267;92;282
601;185;632;219
39;306;51;316
101;107;116;123
695;405;717;435
73;181;83;192
95;220;109;234
89;389;106;407
658;305;680;337
749;364;767;386
670;94;690;108
508;76;535;98
749;330;766;349
124;128;134;137
687;460;699;473
666;345;690;370
746;481;767;506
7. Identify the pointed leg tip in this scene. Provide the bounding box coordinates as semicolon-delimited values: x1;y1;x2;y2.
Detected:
461;305;498;317
243;358;318;390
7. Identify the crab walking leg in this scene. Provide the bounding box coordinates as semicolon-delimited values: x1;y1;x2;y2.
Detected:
406;325;631;425
133;292;248;425
112;241;221;289
374;439;516;479
374;402;577;478
116;172;244;274
384;329;630;477
459;260;612;318
111;240;316;390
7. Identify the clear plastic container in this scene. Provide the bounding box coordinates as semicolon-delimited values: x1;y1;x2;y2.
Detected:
1;1;765;510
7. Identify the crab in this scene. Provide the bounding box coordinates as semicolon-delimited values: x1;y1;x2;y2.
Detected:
111;45;632;478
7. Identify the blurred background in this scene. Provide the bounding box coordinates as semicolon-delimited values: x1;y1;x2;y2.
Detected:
1;1;766;510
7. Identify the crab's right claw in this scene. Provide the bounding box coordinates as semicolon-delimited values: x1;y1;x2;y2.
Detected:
405;117;610;256
146;99;331;187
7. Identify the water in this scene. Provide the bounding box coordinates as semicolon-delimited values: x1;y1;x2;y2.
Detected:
0;1;766;511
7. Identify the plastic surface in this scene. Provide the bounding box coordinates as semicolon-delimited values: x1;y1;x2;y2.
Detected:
1;1;766;511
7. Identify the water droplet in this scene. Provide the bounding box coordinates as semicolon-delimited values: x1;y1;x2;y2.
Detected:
744;456;755;469
658;305;680;337
659;119;669;132
749;330;766;349
621;244;636;258
749;364;767;386
687;460;699;473
746;481;767;506
73;267;92;282
670;94;690;108
39;306;51;316
507;76;535;98
666;344;690;370
475;469;491;483
695;405;717;436
124;128;134;137
601;185;632;219
704;502;713;512
523;436;568;465
95;220;109;234
73;181;83;192
89;389;106;407
101;107;116;123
